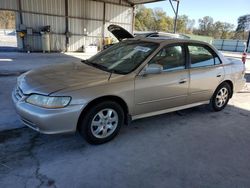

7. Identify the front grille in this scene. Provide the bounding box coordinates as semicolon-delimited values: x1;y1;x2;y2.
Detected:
14;86;24;101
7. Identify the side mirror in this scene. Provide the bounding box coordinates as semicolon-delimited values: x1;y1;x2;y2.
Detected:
143;64;163;75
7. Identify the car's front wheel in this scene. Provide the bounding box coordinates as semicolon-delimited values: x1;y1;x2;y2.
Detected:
79;101;124;144
210;82;232;111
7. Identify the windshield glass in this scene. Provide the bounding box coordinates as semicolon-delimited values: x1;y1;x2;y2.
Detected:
88;40;159;74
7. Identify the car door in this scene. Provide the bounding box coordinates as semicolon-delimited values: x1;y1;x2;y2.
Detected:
187;44;224;104
134;44;189;116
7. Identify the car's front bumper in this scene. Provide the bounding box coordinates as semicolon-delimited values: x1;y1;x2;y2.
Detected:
12;90;84;134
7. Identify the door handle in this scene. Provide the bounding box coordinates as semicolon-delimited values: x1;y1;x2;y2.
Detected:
216;74;222;77
179;79;187;84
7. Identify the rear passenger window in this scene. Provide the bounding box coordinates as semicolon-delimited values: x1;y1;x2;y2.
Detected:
188;45;220;68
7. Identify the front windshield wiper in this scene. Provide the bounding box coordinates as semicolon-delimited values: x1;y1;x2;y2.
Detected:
81;59;107;71
81;60;125;75
81;59;91;66
91;62;109;71
109;69;126;75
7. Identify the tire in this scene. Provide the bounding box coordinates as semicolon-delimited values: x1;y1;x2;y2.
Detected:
79;101;124;144
209;82;232;112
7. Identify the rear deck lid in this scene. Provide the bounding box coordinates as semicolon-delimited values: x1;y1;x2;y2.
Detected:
108;24;134;41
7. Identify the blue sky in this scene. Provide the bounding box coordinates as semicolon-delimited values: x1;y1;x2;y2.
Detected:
145;0;250;27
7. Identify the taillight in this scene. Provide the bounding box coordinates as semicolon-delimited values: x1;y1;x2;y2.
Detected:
242;52;247;64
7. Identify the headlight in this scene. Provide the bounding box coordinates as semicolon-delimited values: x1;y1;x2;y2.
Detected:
26;94;71;108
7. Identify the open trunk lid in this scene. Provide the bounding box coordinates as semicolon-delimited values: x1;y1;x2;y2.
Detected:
108;24;134;41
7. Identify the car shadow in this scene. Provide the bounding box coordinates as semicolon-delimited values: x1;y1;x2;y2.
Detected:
245;73;250;83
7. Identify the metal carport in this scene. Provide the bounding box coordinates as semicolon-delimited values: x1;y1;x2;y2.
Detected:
0;0;164;52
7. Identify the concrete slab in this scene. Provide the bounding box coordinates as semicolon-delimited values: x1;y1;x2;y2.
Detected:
0;52;93;75
0;95;250;188
0;77;22;131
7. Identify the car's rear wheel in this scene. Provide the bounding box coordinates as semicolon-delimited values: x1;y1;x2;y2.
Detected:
79;101;124;144
210;82;232;111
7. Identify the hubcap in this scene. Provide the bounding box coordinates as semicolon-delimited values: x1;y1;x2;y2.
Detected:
215;87;229;108
91;108;118;139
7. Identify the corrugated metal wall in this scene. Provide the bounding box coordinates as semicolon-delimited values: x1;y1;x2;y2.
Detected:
104;3;132;40
106;4;132;24
69;0;103;19
68;0;104;51
21;0;65;16
0;0;133;52
0;0;18;10
21;13;65;33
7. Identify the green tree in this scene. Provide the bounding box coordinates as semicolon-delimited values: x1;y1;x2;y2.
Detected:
135;7;236;40
186;18;195;33
211;21;234;39
176;15;195;34
212;21;224;38
221;22;234;39
235;14;250;40
236;14;250;32
198;16;214;36
135;5;156;31
153;8;173;32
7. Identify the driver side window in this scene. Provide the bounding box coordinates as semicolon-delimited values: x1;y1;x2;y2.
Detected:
149;45;185;71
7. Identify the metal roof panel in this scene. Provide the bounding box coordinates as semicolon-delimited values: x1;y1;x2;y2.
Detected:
126;0;165;5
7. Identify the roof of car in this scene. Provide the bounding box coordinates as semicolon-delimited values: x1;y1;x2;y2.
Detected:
126;37;210;46
134;31;190;39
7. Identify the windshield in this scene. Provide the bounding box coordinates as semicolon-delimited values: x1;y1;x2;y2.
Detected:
87;40;159;74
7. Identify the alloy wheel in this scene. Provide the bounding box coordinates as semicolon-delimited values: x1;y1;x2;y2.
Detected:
215;87;229;108
90;108;118;139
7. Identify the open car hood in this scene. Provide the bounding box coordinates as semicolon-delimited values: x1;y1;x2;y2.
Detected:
108;24;134;41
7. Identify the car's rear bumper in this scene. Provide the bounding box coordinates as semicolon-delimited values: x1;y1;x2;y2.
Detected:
12;91;84;134
234;78;246;93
